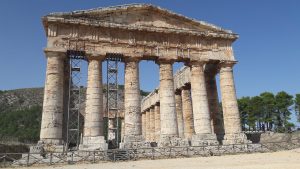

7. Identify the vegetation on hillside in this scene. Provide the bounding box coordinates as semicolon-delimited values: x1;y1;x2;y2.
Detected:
0;87;149;144
0;106;42;143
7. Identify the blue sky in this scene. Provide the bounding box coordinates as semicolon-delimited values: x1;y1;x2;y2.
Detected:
0;0;299;100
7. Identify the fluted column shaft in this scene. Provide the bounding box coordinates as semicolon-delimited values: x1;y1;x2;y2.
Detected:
124;59;142;138
190;62;212;134
146;109;151;141
84;59;104;137
142;113;146;138
219;62;242;134
154;104;161;142
181;86;194;139
40;50;65;145
150;107;155;141
205;70;224;137
175;92;184;138
159;62;178;138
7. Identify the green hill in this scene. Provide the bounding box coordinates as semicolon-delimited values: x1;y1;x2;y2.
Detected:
0;87;149;144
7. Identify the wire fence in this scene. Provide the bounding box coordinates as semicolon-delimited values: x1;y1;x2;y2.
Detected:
1;138;300;168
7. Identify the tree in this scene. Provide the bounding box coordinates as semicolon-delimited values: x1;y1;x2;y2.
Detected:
238;97;251;130
295;94;300;122
249;96;264;130
274;91;294;132
237;91;295;132
260;92;276;130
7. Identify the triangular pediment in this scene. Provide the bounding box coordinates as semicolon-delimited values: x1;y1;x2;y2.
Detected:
44;4;236;37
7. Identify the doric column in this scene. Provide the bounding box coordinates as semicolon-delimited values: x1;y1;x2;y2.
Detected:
154;103;161;142
123;58;143;143
219;61;249;144
146;109;151;141
158;61;179;146
80;56;107;150
175;90;184;138
142;112;146;138
150;106;155;142
83;59;104;137
181;85;194;140
40;49;66;145
205;64;224;142
190;61;218;146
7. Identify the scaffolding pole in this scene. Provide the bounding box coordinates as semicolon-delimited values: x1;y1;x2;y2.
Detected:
66;50;85;151
106;54;122;148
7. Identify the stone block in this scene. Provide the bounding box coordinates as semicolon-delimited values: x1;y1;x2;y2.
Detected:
222;133;251;145
260;132;291;143
120;135;151;149
120;141;151;149
191;133;219;146
79;136;108;151
29;145;43;154
158;135;189;147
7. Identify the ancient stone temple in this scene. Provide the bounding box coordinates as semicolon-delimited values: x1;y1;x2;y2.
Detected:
40;4;250;150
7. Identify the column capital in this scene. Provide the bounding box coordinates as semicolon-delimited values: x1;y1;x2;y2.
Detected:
85;51;105;61
218;60;237;69
186;60;208;67
44;48;67;59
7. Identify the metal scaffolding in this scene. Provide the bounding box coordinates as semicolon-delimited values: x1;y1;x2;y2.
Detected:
66;50;85;150
106;54;122;148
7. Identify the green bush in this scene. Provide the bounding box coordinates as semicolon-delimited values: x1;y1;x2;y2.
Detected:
0;106;42;143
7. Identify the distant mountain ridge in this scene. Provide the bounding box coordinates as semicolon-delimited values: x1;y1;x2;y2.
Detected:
0;86;150;114
0;86;149;143
0;88;44;113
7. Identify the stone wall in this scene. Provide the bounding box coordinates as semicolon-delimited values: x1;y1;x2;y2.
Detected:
246;131;300;144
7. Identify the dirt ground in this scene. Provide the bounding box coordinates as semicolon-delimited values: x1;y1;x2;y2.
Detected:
10;148;300;169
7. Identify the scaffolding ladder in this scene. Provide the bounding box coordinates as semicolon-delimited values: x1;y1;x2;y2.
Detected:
106;54;122;148
66;50;85;151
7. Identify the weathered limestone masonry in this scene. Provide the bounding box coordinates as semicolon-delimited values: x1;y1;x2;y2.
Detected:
40;3;250;151
120;58;147;148
219;62;249;144
189;62;219;146
158;62;178;143
40;49;66;146
181;85;194;140
79;56;107;150
142;113;146;138
142;63;249;145
146;109;151;141
150;106;156;142
205;64;225;142
154;103;161;142
175;91;184;138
